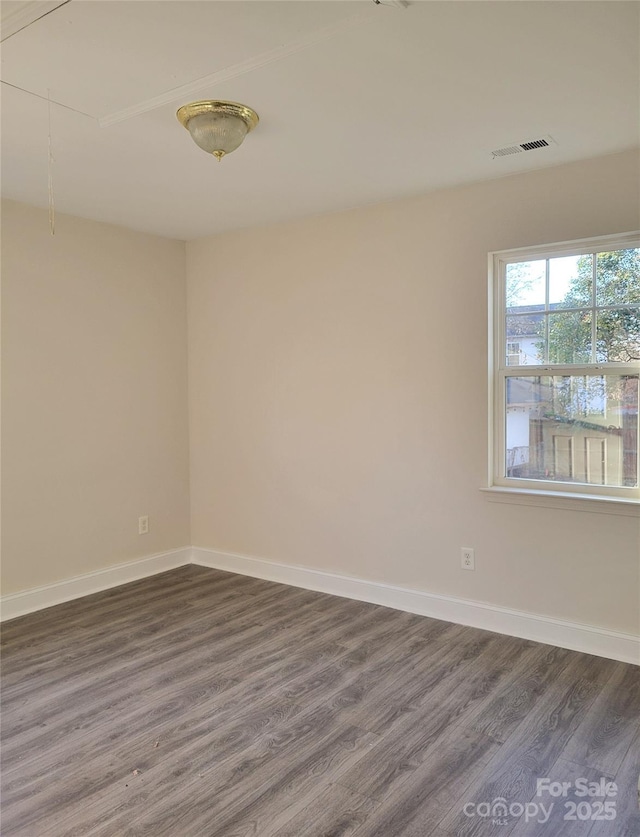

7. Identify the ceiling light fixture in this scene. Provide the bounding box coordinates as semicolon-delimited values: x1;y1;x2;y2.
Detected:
176;100;259;162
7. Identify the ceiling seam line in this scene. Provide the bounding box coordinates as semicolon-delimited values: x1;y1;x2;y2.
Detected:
0;80;96;120
0;0;72;44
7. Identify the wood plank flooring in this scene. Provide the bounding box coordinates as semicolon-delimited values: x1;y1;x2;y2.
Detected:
1;565;638;837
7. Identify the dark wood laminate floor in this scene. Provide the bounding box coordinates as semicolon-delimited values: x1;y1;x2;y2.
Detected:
1;565;638;837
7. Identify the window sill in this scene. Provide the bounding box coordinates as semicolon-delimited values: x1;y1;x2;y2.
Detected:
481;486;640;517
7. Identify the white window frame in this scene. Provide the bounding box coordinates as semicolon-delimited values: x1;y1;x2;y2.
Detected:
488;231;640;504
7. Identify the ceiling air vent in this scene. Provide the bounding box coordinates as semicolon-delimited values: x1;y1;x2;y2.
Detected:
520;139;549;151
491;135;556;159
492;145;522;158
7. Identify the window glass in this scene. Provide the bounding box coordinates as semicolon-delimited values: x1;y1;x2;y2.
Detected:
549;254;592;308
505;314;544;365
547;311;591;364
506;260;545;313
596;249;640;306
595;308;640;363
505;374;638;488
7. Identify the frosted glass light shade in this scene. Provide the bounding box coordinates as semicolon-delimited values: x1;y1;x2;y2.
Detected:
187;113;248;159
177;100;259;161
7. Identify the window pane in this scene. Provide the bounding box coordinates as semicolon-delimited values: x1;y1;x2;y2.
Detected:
549;254;592;308
505;374;638;487
548;311;592;364
596;307;640;362
596;248;640;306
506;260;545;313
506;314;544;365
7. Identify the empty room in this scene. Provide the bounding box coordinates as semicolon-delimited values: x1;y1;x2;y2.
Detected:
1;1;639;835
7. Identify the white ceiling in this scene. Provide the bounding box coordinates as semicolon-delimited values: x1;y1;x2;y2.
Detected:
1;0;639;240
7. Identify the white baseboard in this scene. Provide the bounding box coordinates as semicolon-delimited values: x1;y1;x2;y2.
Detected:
0;547;191;622
3;544;637;665
192;546;640;666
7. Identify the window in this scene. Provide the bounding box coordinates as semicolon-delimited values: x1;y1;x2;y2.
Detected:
506;342;521;366
490;232;640;502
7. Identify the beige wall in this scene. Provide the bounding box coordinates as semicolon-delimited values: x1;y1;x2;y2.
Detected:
187;150;640;636
3;153;639;636
1;200;190;593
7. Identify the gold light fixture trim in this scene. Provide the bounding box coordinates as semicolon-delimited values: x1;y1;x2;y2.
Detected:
177;100;259;161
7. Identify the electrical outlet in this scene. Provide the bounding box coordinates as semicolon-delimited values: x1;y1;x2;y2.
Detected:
461;547;475;571
138;515;149;535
